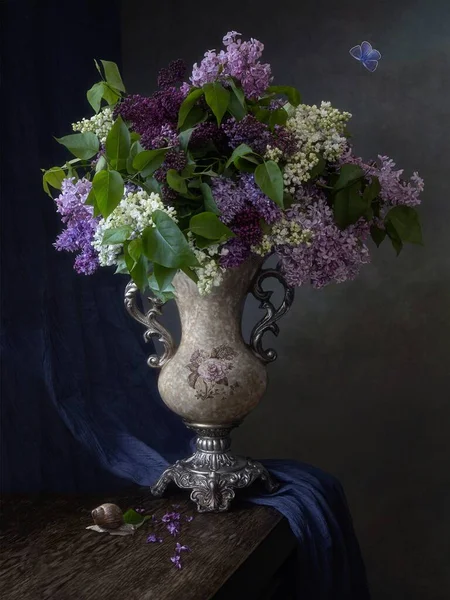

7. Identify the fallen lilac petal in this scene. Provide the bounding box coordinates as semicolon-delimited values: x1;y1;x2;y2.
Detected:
175;542;190;553
185;516;194;522
171;504;181;509
146;534;163;543
135;508;145;513
170;555;182;569
166;522;180;536
161;512;181;522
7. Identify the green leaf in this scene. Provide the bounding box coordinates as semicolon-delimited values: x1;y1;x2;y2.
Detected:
130;255;150;291
203;82;230;126
385;221;403;255
178;88;204;129
86;82;105;113
227;79;247;120
42;167;65;197
133;148;167;177
181;106;206;130
56;132;99;160
225;143;254;169
254;161;284;207
193;234;216;248
266;85;301;106
102;84;121;106
127;141;142;174
253;107;271;124
268;108;288;128
105;116;130;171
143;178;162;196
333;164;364;191
128;238;143;262
385;205;423;245
200;182;219;214
153;264;177;291
166;169;187;194
179;128;194;151
95;155;107;173
92;170;124;218
181;266;198;283
363;176;381;204
84;187;98;213
234;156;259;172
100;60;126;92
370;225;386;247
142;210;199;268
333;182;365;228
309;156;326;179
190;212;234;241
101;226;132;245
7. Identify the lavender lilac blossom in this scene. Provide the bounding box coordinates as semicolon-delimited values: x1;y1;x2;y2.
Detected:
53;178;99;275
278;187;371;288
190;31;272;99
341;152;424;210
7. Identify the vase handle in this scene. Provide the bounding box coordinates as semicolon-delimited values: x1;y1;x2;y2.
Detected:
124;281;176;369
249;263;295;364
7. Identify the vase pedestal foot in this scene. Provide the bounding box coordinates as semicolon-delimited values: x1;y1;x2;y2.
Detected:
150;423;279;513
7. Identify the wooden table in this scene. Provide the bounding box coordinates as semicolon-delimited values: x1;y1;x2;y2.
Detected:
0;489;297;600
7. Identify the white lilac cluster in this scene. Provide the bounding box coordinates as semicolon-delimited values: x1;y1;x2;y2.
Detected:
252;219;312;257
92;189;177;266
283;102;351;191
188;234;224;296
72;107;114;144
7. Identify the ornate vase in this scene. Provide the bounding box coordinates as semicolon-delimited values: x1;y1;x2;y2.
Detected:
124;258;294;512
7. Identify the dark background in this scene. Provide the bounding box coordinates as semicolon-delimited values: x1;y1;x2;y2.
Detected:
121;1;450;598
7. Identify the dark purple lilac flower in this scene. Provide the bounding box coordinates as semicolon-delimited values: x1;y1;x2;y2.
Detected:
157;59;187;89
116;87;184;150
146;534;163;543
53;178;100;275
189;122;229;152
222;115;272;154
220;238;252;268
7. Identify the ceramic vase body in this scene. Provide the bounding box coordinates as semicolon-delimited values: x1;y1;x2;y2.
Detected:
158;259;267;426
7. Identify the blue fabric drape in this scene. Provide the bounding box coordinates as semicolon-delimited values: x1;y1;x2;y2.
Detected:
1;1;370;597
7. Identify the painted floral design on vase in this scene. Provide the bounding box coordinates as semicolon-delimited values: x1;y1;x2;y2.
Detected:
186;345;240;401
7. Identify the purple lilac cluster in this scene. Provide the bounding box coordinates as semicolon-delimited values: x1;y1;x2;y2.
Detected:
222;115;298;157
157;59;186;89
190;31;272;99
53;178;99;275
341;151;424;210
116;88;183;150
189;122;228;152
211;174;282;268
277;187;371;288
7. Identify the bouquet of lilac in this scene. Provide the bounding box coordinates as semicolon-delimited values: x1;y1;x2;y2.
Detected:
44;31;423;299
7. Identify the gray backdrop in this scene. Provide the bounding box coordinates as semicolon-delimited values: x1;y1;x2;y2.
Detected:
121;1;450;597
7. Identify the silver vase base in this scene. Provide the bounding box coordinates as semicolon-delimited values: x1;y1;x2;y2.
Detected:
150;424;279;512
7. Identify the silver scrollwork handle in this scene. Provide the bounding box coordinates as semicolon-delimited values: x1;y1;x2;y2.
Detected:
124;281;176;369
249;263;295;364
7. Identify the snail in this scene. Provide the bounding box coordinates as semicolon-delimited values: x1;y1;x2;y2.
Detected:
91;503;124;529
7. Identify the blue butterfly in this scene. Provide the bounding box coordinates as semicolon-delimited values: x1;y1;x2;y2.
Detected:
349;41;381;72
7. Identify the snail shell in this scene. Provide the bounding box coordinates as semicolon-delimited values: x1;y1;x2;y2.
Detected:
91;503;124;529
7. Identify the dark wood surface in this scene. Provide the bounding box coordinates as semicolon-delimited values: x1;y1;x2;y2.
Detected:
0;489;296;600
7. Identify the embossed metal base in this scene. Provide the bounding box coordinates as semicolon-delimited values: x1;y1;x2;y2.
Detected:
151;424;278;512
